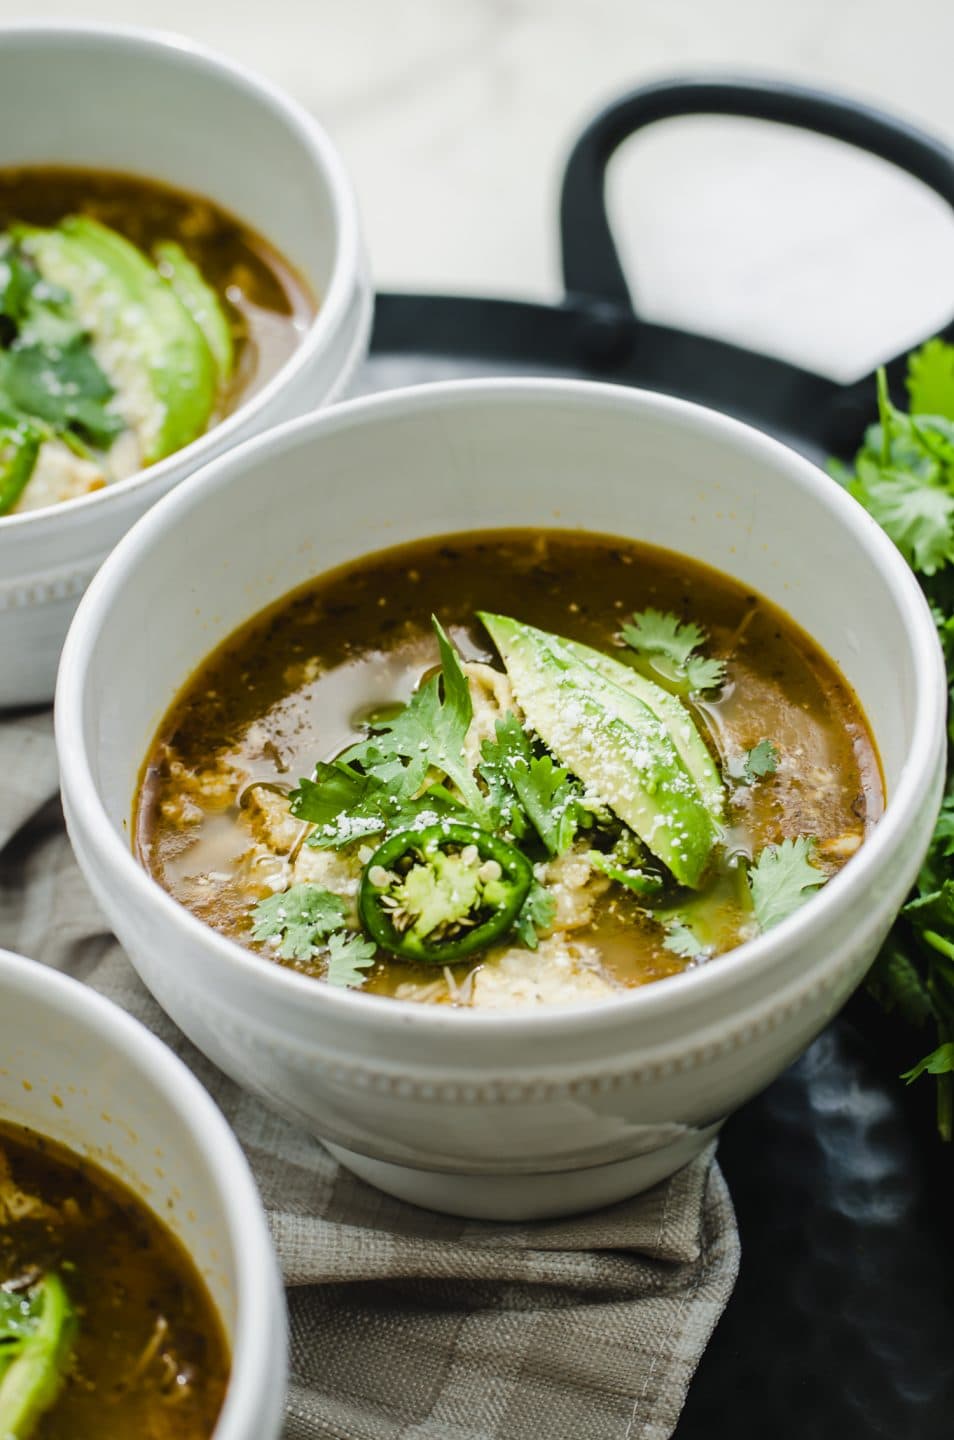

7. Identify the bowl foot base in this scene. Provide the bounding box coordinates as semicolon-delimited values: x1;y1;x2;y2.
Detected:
324;1122;721;1220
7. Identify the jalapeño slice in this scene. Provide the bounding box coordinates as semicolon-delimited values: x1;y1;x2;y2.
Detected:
359;822;533;963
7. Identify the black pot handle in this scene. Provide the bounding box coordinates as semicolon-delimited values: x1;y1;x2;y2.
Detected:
561;76;954;325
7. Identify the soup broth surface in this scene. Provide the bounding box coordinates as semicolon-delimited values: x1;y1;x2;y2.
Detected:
137;530;882;1010
0;1118;229;1438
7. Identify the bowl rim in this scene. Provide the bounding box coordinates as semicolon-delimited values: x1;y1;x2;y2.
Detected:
0;20;363;536
0;943;283;1439
55;377;947;1039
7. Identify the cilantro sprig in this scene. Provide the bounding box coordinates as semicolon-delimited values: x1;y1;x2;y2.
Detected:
479;711;585;855
250;884;348;960
728;739;779;786
834;338;954;1139
290;619;487;848
747;837;827;932
249;883;376;989
337;617;486;815
619;608;726;693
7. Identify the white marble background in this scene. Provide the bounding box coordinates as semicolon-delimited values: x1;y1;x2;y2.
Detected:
2;1;952;380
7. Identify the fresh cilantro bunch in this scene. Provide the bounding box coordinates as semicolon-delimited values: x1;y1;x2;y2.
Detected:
833;337;954;1139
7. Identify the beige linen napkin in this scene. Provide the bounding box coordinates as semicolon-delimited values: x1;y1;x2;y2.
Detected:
0;711;739;1440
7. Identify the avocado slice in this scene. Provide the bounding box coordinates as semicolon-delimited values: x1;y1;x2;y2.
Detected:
154;240;234;383
556;636;723;820
478;612;723;888
17;217;217;464
0;1273;76;1438
0;413;42;515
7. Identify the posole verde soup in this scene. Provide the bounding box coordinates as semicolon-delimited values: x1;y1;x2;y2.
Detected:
0;1118;228;1439
136;531;882;1011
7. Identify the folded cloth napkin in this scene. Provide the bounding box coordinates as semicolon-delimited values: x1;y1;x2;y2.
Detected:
0;711;739;1440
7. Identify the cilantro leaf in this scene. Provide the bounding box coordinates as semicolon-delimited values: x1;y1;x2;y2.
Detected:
621;609;706;666
838;340;954;1140
848;455;954;576
325;931;378;988
0;340;124;449
684;654;727;692
748;837;827;932
521;755;584;855
906;338;954;420
339;617;484;814
514;880;556;949
0;1285;40;1344
250;884;348;960
291;761;397;848
728;739;779;785
0;238;122;452
902;1042;954;1083
662;919;706;959
620;608;726;693
291;761;465;850
479;712;584;855
478;711;532;835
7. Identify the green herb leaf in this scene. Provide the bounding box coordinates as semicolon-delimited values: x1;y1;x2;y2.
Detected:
250;884;348;960
339;617;485;814
901;1042;954;1083
728;738;779;785
620;608;726;693
324;931;378;988
0;1288;40;1348
0;339;124;450
479;711;584;855
291;761;465;850
662;919;705;958
514;880;556;949
865;946;935;1029
906;337;954;420
848;456;954;576
748;837;827;932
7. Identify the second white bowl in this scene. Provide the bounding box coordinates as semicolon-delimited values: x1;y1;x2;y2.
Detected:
0;23;371;706
0;946;285;1439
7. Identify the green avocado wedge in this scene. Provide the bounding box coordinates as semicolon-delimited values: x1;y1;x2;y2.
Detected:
0;413;42;515
0;1272;76;1439
17;217;217;464
557;635;724;820
478;612;723;888
154;241;234;383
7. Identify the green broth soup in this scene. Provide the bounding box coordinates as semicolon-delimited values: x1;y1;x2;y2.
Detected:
0;1119;228;1438
136;530;882;1011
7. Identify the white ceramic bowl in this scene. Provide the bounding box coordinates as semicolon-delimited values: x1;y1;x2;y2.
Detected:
0;946;285;1438
0;23;371;707
55;380;946;1221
